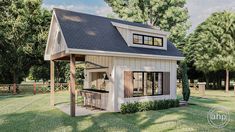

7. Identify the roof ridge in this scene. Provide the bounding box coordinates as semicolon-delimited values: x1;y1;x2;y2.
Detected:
53;8;154;29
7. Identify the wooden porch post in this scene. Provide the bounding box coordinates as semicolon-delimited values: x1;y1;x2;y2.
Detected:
50;60;55;106
70;54;76;117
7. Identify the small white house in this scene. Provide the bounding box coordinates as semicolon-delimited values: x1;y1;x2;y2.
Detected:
45;8;184;116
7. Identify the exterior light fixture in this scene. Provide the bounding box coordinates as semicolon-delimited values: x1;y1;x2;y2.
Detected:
104;73;109;80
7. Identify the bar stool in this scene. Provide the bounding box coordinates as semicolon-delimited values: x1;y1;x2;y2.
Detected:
77;90;83;106
92;93;102;110
85;92;93;109
82;91;88;107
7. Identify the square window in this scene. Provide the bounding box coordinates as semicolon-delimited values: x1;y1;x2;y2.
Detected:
133;34;143;44
144;36;153;45
154;37;163;46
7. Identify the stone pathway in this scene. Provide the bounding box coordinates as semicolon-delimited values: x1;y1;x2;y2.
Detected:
55;104;107;116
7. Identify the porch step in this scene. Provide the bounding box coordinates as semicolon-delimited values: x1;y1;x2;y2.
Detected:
179;100;188;107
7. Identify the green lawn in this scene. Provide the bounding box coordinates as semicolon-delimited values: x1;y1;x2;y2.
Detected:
0;90;234;132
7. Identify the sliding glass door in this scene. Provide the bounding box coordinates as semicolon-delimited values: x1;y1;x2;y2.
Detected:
133;72;163;97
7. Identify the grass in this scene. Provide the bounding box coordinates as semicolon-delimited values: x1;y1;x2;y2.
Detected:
0;90;234;132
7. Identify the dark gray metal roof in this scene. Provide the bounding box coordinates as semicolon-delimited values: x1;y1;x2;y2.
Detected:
54;8;183;57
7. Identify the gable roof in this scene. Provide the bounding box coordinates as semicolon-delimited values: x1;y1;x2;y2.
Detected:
53;8;184;59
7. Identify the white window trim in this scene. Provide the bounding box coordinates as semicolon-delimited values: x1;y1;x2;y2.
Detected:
112;21;168;50
129;31;167;50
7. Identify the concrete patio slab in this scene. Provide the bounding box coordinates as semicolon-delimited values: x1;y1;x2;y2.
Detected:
55;104;107;116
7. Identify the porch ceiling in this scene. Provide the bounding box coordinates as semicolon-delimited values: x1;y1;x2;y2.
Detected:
51;51;85;61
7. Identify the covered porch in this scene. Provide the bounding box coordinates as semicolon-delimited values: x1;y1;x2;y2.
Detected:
50;52;110;117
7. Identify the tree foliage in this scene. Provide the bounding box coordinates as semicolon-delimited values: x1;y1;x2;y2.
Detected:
64;63;85;85
0;0;51;83
185;11;235;72
184;11;235;90
105;0;190;48
28;62;50;82
180;61;190;101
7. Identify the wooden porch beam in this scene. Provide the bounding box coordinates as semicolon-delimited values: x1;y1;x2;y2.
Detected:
50;51;68;60
51;51;85;61
50;60;55;106
70;54;76;117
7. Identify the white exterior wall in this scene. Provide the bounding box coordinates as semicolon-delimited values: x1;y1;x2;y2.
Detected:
116;27;167;50
44;14;67;60
113;22;168;50
113;57;177;112
84;55;115;112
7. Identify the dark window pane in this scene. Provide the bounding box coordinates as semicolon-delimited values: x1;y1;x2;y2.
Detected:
133;72;143;96
154;73;163;95
132;72;163;97
144;36;153;45
133;34;143;44
154;37;163;46
145;72;153;96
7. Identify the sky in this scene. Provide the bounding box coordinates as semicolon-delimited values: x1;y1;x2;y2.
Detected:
42;0;235;33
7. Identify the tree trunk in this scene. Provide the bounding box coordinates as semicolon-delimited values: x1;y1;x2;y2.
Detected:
213;79;216;89
234;84;235;95
13;72;17;94
218;78;222;89
215;76;220;89
205;73;209;89
225;70;229;93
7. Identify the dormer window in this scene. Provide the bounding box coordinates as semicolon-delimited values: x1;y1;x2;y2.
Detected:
144;36;153;45
133;34;163;47
133;34;143;44
153;37;163;47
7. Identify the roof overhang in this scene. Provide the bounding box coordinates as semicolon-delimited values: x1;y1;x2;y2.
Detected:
66;48;184;61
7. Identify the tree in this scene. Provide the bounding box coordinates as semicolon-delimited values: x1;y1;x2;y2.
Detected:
180;61;190;101
28;62;50;83
64;63;85;85
105;0;190;48
0;0;51;83
184;11;235;92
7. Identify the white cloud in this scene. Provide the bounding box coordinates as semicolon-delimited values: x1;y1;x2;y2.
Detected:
95;6;113;16
42;3;113;17
186;0;235;33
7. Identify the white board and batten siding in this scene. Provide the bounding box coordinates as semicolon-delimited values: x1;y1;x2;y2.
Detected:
113;57;177;112
84;55;114;89
84;55;115;111
44;14;67;60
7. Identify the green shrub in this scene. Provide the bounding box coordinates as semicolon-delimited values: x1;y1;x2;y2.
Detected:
175;99;180;107
138;101;155;111
180;61;190;101
120;99;179;114
120;102;139;114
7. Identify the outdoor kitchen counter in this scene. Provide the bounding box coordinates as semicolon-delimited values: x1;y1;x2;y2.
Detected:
81;88;109;93
79;89;109;110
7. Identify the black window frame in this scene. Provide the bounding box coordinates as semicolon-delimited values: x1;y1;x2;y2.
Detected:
132;71;164;97
144;36;153;45
153;37;163;47
133;33;164;47
133;34;143;44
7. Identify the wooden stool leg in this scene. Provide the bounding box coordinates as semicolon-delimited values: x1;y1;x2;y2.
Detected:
85;95;88;109
90;94;93;110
